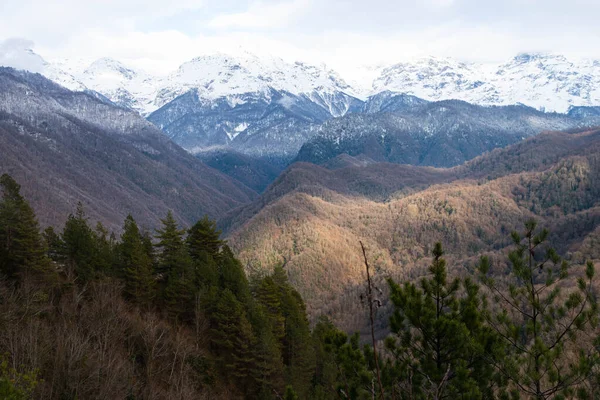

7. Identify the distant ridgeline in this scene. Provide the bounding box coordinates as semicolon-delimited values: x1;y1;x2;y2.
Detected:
2;171;600;399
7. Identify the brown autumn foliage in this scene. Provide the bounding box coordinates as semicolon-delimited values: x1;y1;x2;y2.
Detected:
225;128;600;332
0;276;231;400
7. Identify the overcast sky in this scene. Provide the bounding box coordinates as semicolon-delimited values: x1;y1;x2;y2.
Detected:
1;0;599;75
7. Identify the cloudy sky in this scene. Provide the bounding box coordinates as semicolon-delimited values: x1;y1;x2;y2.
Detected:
1;0;599;75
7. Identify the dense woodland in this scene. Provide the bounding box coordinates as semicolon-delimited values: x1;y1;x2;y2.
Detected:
1;171;600;399
227;129;600;333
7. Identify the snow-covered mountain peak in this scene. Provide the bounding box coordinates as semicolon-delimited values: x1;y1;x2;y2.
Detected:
84;57;139;80
511;52;568;65
372;55;485;102
0;43;86;92
368;53;600;112
168;50;353;100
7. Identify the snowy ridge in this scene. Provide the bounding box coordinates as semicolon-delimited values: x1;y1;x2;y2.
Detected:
63;52;600;115
369;53;600;113
44;51;358;116
2;43;598;115
1;44;599;117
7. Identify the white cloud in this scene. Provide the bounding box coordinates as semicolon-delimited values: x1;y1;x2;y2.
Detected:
0;38;46;72
208;0;312;29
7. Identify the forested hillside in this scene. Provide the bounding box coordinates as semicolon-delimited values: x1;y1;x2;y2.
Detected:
2;172;599;400
0;68;257;231
0;173;337;399
225;128;600;334
295;101;600;167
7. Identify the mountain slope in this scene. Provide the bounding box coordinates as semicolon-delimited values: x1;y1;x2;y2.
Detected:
295;99;600;167
147;87;341;159
0;67;256;230
223;128;600;330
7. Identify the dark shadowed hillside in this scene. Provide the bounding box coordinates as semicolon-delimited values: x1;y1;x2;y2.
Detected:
195;149;286;193
295;99;600;167
0;68;256;231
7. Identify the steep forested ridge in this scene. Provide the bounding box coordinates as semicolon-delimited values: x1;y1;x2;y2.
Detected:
225;128;600;334
0;67;257;231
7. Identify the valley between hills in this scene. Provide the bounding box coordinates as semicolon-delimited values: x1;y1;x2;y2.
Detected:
2;65;600;334
224;128;600;334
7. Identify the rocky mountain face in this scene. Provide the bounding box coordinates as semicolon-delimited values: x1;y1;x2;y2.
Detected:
295;97;600;167
0;67;256;230
147;87;345;159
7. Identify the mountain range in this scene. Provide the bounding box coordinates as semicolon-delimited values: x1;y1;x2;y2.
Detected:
1;51;600;336
2;45;599;170
35;50;600;116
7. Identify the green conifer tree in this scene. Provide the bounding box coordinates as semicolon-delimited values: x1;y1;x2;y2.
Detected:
154;211;195;320
0;174;50;279
255;275;286;342
284;385;299;400
154;210;187;279
220;245;252;304
280;287;316;398
42;226;64;263
187;216;224;260
93;222;115;275
163;249;195;322
208;288;258;394
311;316;341;399
248;305;286;398
477;219;600;399
312;316;373;399
386;242;500;399
119;215;155;306
62;202;99;281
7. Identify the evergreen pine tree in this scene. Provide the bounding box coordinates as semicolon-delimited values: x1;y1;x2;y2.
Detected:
42;226;64;263
154;211;195;321
386;242;500;399
311;316;341;399
62;202;99;281
0;174;50;279
208;288;258;394
163;249;195;322
220;245;252;304
119;215;155;306
140;230;155;268
255;275;286;342
254;266;318;397
312;316;373;399
247;304;286;399
281;287;316;398
94;222;115;275
187;216;224;260
284;385;299;400
477;219;600;399
154;210;187;279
